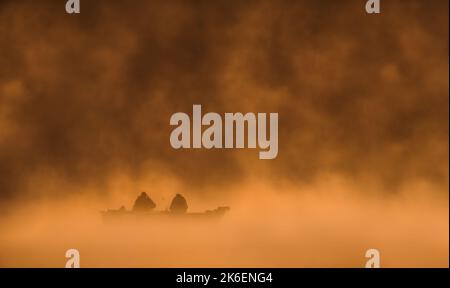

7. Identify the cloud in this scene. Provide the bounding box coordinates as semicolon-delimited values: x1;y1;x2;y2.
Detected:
0;0;448;202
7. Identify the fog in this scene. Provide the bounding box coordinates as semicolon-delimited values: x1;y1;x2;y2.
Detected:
1;0;448;202
0;176;447;267
0;0;448;267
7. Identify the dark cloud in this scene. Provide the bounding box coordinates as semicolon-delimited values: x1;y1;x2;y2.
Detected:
0;0;448;201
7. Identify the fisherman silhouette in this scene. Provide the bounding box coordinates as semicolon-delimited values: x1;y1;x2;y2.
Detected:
103;192;229;220
132;192;156;212
169;194;188;214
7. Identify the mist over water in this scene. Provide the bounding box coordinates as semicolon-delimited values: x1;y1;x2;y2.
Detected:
0;177;447;268
0;0;448;267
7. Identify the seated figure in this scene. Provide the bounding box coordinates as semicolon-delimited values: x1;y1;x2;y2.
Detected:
133;192;156;212
169;194;188;214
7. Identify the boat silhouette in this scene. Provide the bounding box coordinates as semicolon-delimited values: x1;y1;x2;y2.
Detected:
102;192;230;221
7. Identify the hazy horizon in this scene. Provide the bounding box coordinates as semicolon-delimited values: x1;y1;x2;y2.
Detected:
0;0;448;267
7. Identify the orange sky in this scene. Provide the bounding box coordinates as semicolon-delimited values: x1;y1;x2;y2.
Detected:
0;0;448;267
